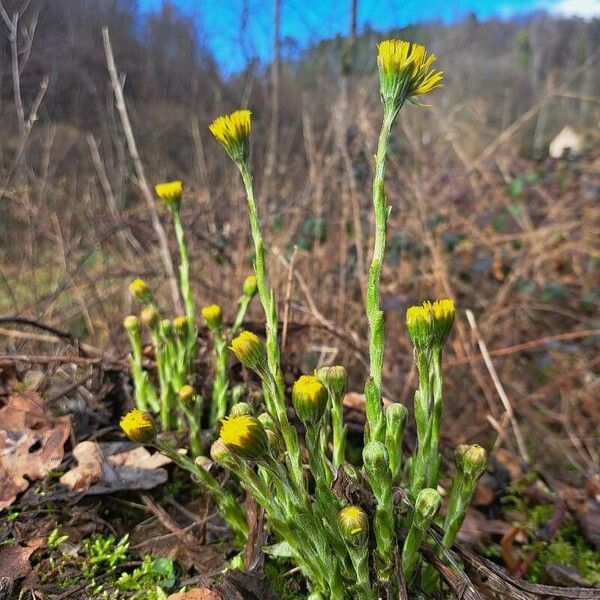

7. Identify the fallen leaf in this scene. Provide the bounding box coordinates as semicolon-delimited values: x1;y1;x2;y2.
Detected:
0;392;71;509
168;590;221;600
0;544;34;580
59;441;170;494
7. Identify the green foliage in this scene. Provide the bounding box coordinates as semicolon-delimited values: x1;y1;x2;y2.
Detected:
47;527;69;552
117;556;178;594
82;534;130;578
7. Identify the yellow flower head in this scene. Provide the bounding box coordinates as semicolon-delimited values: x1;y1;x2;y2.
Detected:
219;415;268;461
129;278;152;303
201;304;222;329
209;110;251;164
140;306;160;329
242;274;258;297
377;39;443;110
406;303;433;350
123;315;140;333
229;330;268;377
430;298;454;346
173;315;188;336
120;409;156;443
292;374;328;425
178;384;196;403
155;180;183;208
338;506;368;540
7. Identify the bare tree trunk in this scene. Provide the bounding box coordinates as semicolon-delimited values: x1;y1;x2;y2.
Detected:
265;0;281;180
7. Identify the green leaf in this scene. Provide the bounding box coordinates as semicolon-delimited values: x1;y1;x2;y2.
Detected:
263;541;294;558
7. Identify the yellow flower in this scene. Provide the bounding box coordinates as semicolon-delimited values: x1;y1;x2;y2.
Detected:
292;374;328;425
172;315;188;336
338;505;368;540
209;109;251;164
120;409;156;443
129;278;152;303
201;304;222;329
140;306;159;330
229;330;268;377
430;298;454;346
123;315;139;333
377;39;443;109
155;180;183;207
406;304;433;350
242;274;258;297
178;385;196;403
219;415;268;461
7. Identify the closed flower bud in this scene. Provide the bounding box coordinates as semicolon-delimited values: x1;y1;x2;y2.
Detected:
319;365;348;398
155;180;183;208
414;488;442;529
201;304;222;329
178;385;196;403
338;505;369;542
292;374;328;425
230;401;253;417
242;274;258;297
385;402;408;432
120;410;156;443
219;415;268;461
363;441;390;481
229;331;268;376
210;438;232;463
257;412;275;430
406;304;433;350
173;315;188;336
140;306;160;330
430;298;454;347
455;444;487;480
160;319;174;339
129;278;152;303
209;110;251;164
123;315;140;334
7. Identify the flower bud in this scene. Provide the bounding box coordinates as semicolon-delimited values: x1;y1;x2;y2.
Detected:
229;331;268;376
120;409;156;443
455;444;487;481
140;306;160;330
173;315;188;336
129;278;152;303
178;385;196;403
210;438;232;463
406;304;433;350
292;375;328;425
230;401;253;417
159;319;174;339
155;180;183;208
363;441;390;482
318;365;348;398
257;412;275;430
123;315;140;334
219;415;268;461
242;274;258;297
201;304;222;330
265;429;281;454
338;505;369;542
431;298;454;347
414;488;442;530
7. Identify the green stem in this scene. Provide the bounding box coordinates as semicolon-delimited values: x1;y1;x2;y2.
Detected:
365;106;395;445
210;333;229;426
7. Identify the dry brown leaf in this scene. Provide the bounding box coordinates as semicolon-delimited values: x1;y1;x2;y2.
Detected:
0;392;71;509
59;441;171;494
168;589;221;600
0;544;34;580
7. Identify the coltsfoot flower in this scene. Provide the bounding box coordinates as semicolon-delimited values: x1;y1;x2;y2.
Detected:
129;278;152;303
455;444;487;480
414;488;442;528
120;409;156;443
339;505;369;542
155;180;183;208
377;39;443;110
140;306;159;330
123;315;140;334
430;298;455;347
229;330;268;376
242;274;258;297
209;109;251;164
178;385;196;403
318;365;348;398
406;298;455;350
219;415;269;461
292;374;328;425
201;304;222;329
229;402;253;417
406;304;433;350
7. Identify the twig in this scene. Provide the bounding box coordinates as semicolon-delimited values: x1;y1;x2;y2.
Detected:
139;493;199;547
102;27;183;313
466;309;530;464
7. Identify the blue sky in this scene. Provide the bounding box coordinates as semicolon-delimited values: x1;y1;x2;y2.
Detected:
138;0;600;73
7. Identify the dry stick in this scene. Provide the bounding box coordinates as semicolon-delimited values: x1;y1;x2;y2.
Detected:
281;245;298;352
465;309;530;464
101;27;182;314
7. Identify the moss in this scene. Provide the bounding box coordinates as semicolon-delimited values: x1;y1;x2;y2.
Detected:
264;559;306;600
